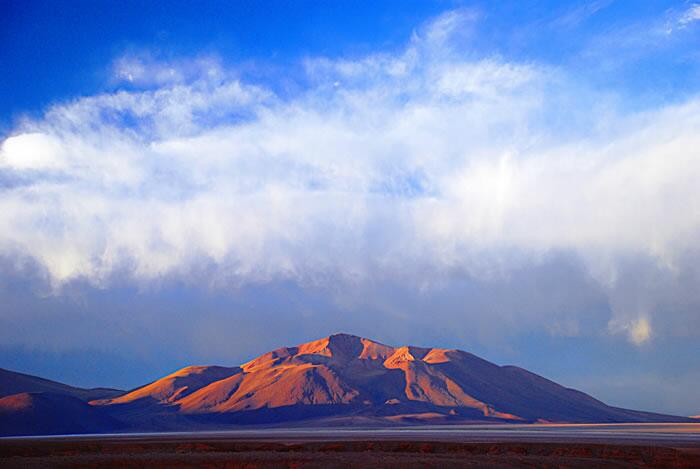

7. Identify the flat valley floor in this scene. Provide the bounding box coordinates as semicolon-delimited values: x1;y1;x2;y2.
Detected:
2;423;700;468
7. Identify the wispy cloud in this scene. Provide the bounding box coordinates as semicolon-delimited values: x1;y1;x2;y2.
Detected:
679;3;700;27
551;0;612;29
1;10;699;345
112;54;228;88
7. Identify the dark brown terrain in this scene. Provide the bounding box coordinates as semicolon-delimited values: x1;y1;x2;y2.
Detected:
2;427;700;468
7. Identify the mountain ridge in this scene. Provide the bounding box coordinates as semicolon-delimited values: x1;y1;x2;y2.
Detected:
1;333;693;436
93;333;691;426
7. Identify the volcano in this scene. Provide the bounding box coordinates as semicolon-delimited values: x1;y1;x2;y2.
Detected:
92;333;688;428
1;333;692;435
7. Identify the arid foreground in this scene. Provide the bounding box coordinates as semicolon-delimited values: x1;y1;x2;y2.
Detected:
2;425;700;468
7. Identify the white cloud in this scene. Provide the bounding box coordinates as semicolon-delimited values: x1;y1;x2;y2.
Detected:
1;11;699;343
680;4;700;26
0;133;66;170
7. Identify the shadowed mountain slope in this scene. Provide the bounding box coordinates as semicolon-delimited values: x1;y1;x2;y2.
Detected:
0;392;122;436
0;368;123;401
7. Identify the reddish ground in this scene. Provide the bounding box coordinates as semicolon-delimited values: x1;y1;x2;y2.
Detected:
2;437;700;468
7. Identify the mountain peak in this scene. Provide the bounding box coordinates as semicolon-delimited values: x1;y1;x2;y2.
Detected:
328;332;361;339
294;333;394;362
326;333;365;359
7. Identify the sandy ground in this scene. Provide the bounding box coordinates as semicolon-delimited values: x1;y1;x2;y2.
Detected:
2;424;700;468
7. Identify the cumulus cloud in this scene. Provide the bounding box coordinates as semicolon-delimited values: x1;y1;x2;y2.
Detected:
1;10;699;343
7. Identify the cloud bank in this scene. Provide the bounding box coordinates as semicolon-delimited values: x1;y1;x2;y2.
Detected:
2;10;700;345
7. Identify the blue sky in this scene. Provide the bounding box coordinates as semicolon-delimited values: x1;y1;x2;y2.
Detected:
4;0;698;126
1;0;700;415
